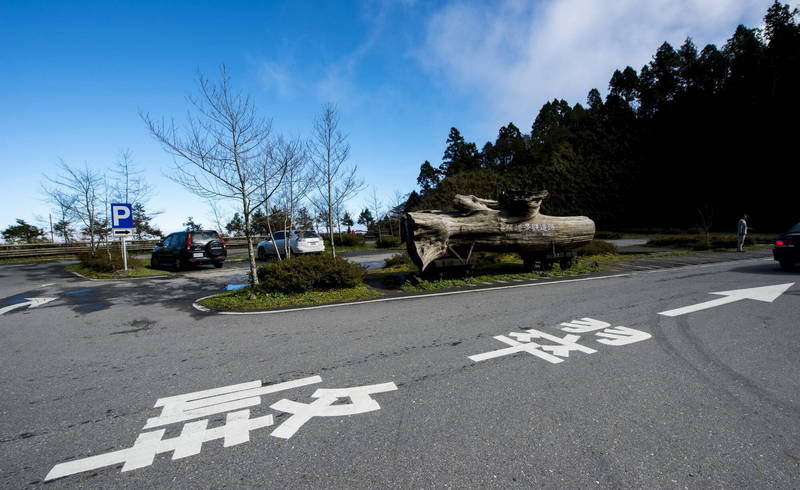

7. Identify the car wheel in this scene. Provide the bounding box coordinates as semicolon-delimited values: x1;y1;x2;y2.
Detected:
213;262;224;269
257;247;266;261
173;258;182;272
150;255;158;269
779;260;794;271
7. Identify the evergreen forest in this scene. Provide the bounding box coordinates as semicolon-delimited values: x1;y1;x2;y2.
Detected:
413;2;800;233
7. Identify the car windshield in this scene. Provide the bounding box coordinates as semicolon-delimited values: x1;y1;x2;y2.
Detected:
298;231;320;238
787;223;800;234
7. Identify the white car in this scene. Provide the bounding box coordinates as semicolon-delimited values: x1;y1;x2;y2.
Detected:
256;230;325;259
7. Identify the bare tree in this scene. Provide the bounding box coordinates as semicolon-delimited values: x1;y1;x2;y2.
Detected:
367;187;384;241
111;149;152;205
43;187;77;243
264;137;308;259
207;199;228;236
278;136;309;258
387;190;409;237
308;104;364;258
43;160;105;251
696;205;714;247
142;66;286;286
111;150;162;240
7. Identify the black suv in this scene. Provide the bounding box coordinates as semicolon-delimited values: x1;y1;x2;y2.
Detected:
151;230;227;270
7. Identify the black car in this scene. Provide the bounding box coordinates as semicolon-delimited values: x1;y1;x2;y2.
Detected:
151;230;227;270
773;222;800;270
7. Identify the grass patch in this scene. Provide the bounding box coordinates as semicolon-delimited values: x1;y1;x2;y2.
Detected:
334;244;403;253
200;245;771;310
198;283;382;311
225;256;251;262
0;255;77;265
399;255;602;293
65;263;171;279
646;233;775;250
380;262;416;274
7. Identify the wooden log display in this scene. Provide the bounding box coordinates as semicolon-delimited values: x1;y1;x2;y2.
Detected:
403;190;595;271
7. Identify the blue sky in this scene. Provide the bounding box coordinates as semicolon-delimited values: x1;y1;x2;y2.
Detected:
0;0;773;236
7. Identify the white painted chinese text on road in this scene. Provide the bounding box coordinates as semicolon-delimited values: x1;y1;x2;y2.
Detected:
469;317;652;364
45;375;398;482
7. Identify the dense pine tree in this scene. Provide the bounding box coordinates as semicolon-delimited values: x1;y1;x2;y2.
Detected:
413;2;800;232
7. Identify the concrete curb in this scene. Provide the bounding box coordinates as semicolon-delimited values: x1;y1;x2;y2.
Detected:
192;272;632;316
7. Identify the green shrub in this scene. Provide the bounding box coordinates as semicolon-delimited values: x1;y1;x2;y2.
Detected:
256;254;365;293
376;236;401;248
322;233;365;247
77;248;144;272
384;253;412;268
576;240;618;256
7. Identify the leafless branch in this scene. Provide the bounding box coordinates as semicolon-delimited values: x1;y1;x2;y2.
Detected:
141;65;286;286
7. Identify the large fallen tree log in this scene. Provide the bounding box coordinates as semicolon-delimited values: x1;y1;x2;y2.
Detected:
403;190;595;271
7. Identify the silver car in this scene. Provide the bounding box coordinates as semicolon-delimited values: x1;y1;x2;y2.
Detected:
256;230;325;260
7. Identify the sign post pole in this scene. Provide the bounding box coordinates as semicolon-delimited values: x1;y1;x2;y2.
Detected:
122;236;128;271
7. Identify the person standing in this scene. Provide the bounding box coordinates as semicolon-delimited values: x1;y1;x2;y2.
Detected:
737;214;748;252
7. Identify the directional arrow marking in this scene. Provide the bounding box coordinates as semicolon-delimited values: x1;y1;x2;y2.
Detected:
658;283;794;317
0;297;57;316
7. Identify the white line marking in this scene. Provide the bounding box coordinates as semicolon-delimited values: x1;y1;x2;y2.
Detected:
658;282;794;317
40;283;55;288
0;297;56;316
45;377;398;481
145;376;322;429
45;409;275;481
269;382;398;439
594;326;652;345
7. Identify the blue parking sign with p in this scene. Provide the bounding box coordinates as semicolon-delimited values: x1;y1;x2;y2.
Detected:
111;203;133;229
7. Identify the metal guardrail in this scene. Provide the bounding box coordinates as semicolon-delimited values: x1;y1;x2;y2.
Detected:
0;238;264;259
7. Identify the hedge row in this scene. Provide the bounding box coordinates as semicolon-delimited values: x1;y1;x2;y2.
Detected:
256;254;365;293
76;249;144;272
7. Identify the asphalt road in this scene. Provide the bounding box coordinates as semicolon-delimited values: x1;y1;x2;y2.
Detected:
1;252;798;488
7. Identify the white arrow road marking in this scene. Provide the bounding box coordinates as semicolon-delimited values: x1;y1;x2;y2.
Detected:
658;283;794;317
0;297;57;316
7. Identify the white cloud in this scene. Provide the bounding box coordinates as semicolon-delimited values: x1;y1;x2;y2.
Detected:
259;61;296;98
314;1;390;105
420;0;771;132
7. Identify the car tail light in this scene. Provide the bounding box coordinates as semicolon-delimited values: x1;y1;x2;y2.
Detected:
776;240;784;246
216;232;227;249
186;233;192;250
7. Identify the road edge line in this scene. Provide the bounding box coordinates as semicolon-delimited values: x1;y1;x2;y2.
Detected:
192;273;631;315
